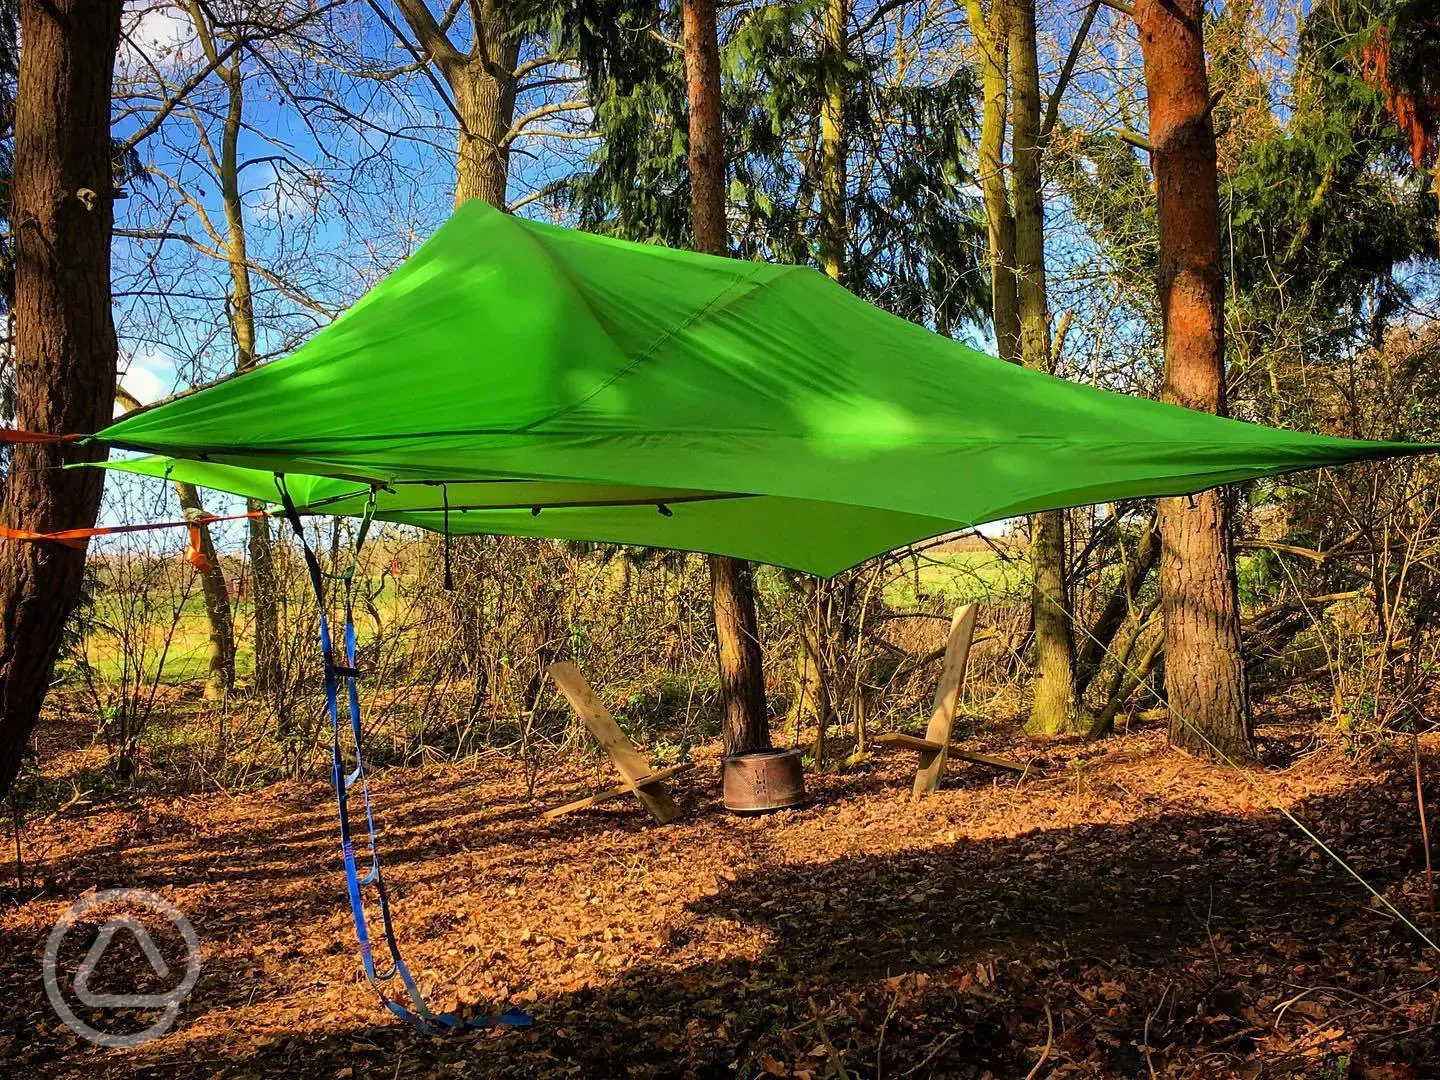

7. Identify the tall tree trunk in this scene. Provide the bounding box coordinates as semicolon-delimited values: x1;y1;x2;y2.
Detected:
1010;0;1079;735
684;0;770;754
0;0;123;796
1134;0;1252;760
219;42;281;698
175;482;236;700
226;62;279;696
189;4;281;696
818;0;847;283
966;0;1019;364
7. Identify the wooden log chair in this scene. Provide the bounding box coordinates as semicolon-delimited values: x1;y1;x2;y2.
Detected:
875;604;1031;799
543;661;695;824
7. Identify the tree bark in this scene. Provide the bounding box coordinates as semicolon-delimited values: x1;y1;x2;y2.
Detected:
1074;515;1160;699
225;50;279;696
684;0;726;251
393;0;519;211
1134;0;1252;760
966;0;1019;364
684;0;771;753
0;0;123;796
175;482;236;700
187;3;281;696
818;0;847;283
710;554;769;752
1010;0;1079;735
452;40;519;209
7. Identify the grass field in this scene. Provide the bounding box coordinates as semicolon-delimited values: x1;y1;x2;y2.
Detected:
882;548;1030;608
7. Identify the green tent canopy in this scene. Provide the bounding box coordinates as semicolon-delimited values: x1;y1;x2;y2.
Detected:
97;199;1433;575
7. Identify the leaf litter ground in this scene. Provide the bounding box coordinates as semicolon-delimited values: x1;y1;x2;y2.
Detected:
3;712;1440;1078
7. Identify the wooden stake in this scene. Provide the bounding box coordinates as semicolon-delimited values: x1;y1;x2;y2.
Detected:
911;604;977;798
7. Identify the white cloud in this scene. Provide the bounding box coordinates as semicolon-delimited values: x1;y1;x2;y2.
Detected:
118;345;180;413
120;2;202;75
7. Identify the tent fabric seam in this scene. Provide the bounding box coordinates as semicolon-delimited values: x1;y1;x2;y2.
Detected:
514;263;786;435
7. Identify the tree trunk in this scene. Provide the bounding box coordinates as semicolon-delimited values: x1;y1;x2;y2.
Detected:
1075;515;1160;698
453;41;519;210
175;482;236;700
818;0;847;283
1134;0;1252;760
188;5;283;697
1010;0;1079;735
684;0;771;754
0;0;123;796
393;0;519;211
966;0;1019;364
710;555;769;752
226;77;279;696
684;0;726;252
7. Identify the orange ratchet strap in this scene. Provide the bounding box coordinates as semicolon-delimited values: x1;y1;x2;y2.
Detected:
0;427;88;444
0;510;269;553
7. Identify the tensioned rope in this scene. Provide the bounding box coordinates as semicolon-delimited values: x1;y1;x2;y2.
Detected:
0;510;268;548
0;427;86;444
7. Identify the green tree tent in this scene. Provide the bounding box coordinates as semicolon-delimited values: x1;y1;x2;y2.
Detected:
97;198;1432;575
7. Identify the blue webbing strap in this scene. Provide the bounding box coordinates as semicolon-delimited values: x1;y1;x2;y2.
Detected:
275;476;533;1035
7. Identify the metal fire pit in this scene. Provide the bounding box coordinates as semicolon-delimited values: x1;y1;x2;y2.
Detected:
722;748;806;813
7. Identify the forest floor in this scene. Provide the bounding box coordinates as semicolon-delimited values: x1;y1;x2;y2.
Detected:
3;708;1440;1079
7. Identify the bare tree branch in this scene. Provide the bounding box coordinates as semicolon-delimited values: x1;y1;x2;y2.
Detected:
1042;0;1100;141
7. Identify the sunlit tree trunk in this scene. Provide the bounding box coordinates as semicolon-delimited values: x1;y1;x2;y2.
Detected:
175;482;236;700
1009;0;1079;735
188;4;281;696
220;70;280;698
453;22;519;209
819;0;847;284
1134;0;1252;760
684;0;771;754
394;0;519;211
0;0;123;796
966;0;1019;363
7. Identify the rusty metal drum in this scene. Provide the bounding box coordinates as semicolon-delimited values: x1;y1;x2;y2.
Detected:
721;748;806;812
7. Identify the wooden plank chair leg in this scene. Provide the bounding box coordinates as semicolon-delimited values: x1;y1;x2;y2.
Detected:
912;603;978;800
544;763;696;821
546;661;687;824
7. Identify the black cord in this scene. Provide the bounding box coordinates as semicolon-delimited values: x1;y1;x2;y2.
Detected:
442;483;453;591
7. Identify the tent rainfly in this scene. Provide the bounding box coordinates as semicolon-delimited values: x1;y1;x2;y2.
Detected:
97;198;1434;575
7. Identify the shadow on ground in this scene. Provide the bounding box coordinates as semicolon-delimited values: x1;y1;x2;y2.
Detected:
3;742;1438;1079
